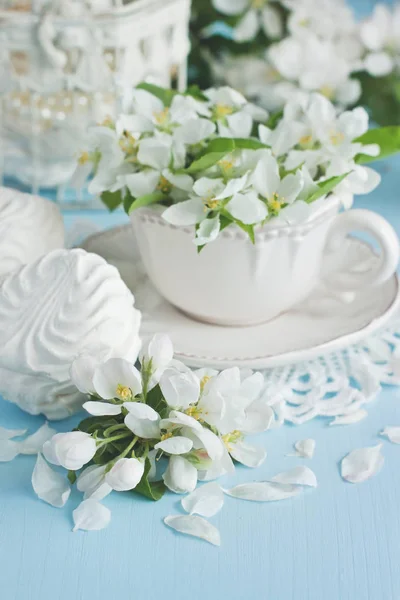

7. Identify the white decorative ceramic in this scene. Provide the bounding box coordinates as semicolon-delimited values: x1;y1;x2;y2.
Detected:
130;198;400;326
0;187;65;278
81;225;400;370
0;248;142;419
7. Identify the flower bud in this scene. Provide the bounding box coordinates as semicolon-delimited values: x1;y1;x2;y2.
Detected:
105;458;145;492
45;432;97;471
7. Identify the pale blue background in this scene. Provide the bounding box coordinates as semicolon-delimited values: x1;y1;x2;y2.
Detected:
2;1;400;598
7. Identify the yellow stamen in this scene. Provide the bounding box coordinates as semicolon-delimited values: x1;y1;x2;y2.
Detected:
161;432;173;442
154;107;169;126
222;429;243;451
100;115;114;128
214;104;235;119
119;132;137;155
185;406;202;420
157;175;173;194
200;375;211;392
319;85;335;100
116;384;133;401
299;134;313;147
218;159;234;174
299;17;310;27
329;130;345;146
252;0;266;8
78;151;89;165
205;198;220;211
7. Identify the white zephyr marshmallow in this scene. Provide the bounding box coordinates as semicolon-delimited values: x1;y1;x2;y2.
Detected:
0;248;142;419
0;187;65;277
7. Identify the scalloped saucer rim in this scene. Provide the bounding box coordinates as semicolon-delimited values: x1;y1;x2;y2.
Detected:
81;224;400;369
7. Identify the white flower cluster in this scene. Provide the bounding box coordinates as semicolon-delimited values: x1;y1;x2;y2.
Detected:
211;0;400;111
82;84;381;247
32;334;275;529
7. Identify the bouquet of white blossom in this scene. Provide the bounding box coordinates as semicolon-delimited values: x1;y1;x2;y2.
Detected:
32;334;275;533
190;0;400;125
79;83;400;247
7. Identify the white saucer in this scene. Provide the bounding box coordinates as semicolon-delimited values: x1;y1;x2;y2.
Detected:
81;225;400;370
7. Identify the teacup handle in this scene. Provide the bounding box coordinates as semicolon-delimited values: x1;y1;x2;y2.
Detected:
324;209;400;294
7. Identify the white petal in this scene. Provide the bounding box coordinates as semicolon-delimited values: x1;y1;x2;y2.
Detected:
212;0;248;16
181;482;224;517
124;402;159;420
251;154;279;199
83;401;122;416
32;454;71;508
225;111;253;138
229;440;266;468
124;406;160;439
162;455;197;494
278;172;304;205
162;169;193;192
185;426;225;461
215;173;249;200
93;358;142;400
226;191;267;225
194;216;221;246
155;436;193;455
42;439;60;466
261;5;283;38
161;410;203;432
77;464;112;501
145;333;174;374
224;482;301;502
105;458;145;491
330;410;368;426
19;422;57;455
123;171;159;198
164;515;221;546
271;466;317;488
0;426;27;440
193;177;225;198
291;439;316;459
70;355;98;394
0;439;20;462
131;88;164;119
115;113;154;136
163;198;205;226
174;118;216;144
233;9;259;42
381;427;400;445
72;499;111;532
364;52;394;77
138;138;171;170
341;444;384;484
160;367;200;409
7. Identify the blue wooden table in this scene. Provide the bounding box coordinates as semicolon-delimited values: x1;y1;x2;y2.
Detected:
1;158;400;600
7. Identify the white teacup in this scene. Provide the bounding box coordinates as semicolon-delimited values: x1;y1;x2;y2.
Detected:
130;197;400;326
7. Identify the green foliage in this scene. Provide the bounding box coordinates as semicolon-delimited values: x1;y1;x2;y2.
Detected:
305;174;350;204
124;192;167;215
355;126;400;164
185;137;268;173
133;457;166;501
136;82;177;106
101;190;123;211
357;72;400;127
145;385;169;419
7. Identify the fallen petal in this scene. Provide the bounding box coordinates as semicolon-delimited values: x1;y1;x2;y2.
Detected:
271;466;317;487
341;444;384;484
329;410;368;426
32;454;71;508
164;515;221;546
224;482;301;502
0;439;20;462
290;439;315;459
381;427;400;444
19;422;57;455
0;426;27;440
72;499;111;532
83;401;122;416
181;482;224;517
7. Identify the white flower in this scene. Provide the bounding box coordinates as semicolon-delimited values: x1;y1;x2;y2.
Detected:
140;333;174;388
205;86;268;137
72;355;142;402
159;361;201;409
105;457;145;491
360;4;400;77
213;0;283;41
251;152;304;213
85;126;126;195
43;432;97;471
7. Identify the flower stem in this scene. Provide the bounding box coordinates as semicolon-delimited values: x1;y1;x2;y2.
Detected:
96;432;132;448
115;436;139;461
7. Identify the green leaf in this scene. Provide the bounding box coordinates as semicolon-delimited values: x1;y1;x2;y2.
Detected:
266;109;283;129
235;221;255;243
185;137;267;174
67;470;77;485
133;457;166;501
145;385;169;418
355;126;400;164
229;138;269;150
185;85;208;102
305;173;350;204
136;82;177;107
124;191;166;215
185;151;231;173
100;190;123;211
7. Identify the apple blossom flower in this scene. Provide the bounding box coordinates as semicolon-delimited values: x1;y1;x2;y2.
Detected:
360;4;400;77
